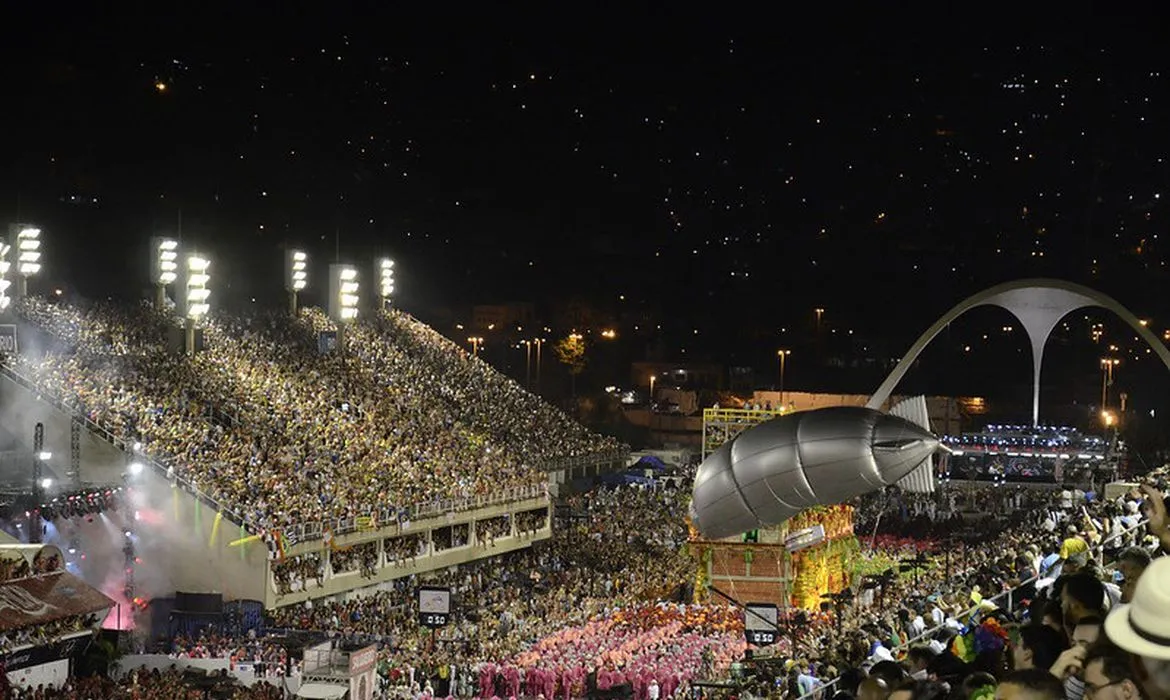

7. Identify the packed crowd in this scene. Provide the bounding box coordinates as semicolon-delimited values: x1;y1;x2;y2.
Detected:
259;482;708;695
768;475;1170;700
10;298;619;536
3;667;284;699
0;551;62;582
0;613;102;655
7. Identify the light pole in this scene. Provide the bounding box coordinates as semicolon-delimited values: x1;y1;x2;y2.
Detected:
377;258;395;310
183;254;211;355
534;337;545;389
151;237;179;309
329;265;359;352
814;307;824;334
777;349;791;407
11;225;42;299
1100;358;1119;411
285;250;308;316
468;336;484;356
649;374;657;404
31;422;46;544
0;239;12;311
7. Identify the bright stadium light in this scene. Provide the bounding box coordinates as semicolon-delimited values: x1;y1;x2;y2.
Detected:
151;237;179;308
285;249;308;315
8;224;41;297
0;240;12;311
377;258;395;308
182;254;211;355
329;264;359;323
185;255;211;320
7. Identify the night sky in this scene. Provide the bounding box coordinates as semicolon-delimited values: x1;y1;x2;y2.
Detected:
3;8;1170;408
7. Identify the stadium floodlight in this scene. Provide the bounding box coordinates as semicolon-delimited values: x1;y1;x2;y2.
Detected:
285;249;308;315
40;477;52;489
0;240;12;311
7;224;41;298
16;227;41;277
377;258;395;308
184;255;211;320
329;264;359;324
151;237;180;308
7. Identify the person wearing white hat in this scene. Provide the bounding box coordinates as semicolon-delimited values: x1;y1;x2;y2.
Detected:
1104;556;1170;700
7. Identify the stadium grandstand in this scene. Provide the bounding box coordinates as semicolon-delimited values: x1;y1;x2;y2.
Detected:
941;423;1121;484
0;279;1167;699
0;296;626;616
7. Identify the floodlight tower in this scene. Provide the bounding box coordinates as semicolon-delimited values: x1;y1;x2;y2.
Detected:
183;253;211;355
150;237;180;309
377;258;395;310
329;264;359;352
285;250;308;316
0;239;13;312
9;225;42;299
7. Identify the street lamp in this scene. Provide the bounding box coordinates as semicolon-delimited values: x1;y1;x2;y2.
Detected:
533;337;545;389
777;349;791;407
468;336;484;356
183;254;211;355
649;374;657;404
10;225;41;298
377;258;395;309
151;237;179;309
285;250;308;315
518;339;533;387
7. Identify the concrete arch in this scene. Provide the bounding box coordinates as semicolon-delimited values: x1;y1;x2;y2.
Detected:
866;278;1170;426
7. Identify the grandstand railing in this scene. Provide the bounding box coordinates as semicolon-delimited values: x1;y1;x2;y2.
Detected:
796;516;1151;699
279;482;550;544
542;449;629;473
0;360;568;544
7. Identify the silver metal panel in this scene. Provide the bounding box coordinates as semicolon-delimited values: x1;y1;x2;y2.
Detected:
691;406;939;540
691;441;762;537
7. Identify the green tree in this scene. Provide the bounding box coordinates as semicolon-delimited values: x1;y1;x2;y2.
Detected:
555;333;588;397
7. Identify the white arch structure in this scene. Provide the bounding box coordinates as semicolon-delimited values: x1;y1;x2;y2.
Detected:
866;278;1170;426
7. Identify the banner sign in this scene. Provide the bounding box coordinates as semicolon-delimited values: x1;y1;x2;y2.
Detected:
418;586;451;628
0;324;16;354
744;603;779;646
318;331;338;355
0;631;92;672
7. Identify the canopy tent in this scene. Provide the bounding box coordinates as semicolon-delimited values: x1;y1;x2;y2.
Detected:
633;455;668;471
